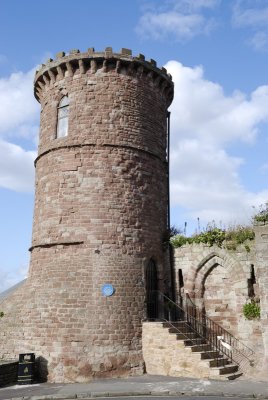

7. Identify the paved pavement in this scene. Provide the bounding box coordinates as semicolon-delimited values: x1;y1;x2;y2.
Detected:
1;375;268;400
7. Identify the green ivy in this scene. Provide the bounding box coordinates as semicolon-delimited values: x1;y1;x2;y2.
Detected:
170;225;255;249
243;301;260;320
0;312;4;318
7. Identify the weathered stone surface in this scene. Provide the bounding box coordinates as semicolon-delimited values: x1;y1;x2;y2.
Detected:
143;322;220;379
173;237;267;377
0;49;173;383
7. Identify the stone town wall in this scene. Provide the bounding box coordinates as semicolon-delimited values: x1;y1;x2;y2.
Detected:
254;223;268;377
173;239;265;375
0;48;173;383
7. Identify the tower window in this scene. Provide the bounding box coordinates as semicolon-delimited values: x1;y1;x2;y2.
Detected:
56;96;69;138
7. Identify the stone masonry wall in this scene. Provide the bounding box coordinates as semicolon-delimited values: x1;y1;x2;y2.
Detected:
0;48;174;383
142;322;222;379
254;223;268;377
173;241;265;375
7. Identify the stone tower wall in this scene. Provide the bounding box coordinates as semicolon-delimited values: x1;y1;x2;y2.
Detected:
0;48;173;382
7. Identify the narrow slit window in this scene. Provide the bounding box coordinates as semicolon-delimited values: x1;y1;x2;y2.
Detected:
57;96;69;138
248;264;256;298
178;269;184;288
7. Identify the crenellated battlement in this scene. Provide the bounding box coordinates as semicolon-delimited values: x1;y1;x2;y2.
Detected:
34;47;174;105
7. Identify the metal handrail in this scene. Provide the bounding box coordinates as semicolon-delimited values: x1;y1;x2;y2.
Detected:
151;291;255;372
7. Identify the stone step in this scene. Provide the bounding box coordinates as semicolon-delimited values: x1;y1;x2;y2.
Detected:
161;318;244;381
183;338;207;346
211;363;239;375
163;321;188;328
168;327;184;334
207;357;231;367
168;326;194;334
188;343;213;352
199;350;222;359
223;372;243;380
175;332;200;340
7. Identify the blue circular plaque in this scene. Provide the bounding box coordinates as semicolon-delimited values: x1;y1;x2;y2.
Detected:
101;284;115;297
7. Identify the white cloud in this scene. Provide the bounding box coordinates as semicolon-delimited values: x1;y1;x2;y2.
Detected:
166;60;268;228
167;61;268;146
0;69;39;137
172;0;220;12
232;1;268;51
136;12;205;41
0;68;39;192
0;140;36;192
233;1;268;28
0;265;28;294
136;0;218;41
249;31;268;51
0;65;40;293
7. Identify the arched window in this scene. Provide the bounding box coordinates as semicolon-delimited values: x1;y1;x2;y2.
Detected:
56;96;69;138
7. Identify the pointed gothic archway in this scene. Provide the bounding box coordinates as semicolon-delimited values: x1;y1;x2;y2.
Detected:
188;252;247;335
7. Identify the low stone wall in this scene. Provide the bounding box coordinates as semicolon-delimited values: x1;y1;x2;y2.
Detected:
0;360;18;387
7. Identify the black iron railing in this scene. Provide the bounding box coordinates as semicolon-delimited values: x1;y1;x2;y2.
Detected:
150;291;255;372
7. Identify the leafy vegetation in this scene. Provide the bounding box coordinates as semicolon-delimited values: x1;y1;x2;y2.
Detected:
163;225;182;247
169;225;181;237
170;223;255;251
254;202;268;224
244;245;251;253
0;312;4;318
225;226;255;244
243;301;260;320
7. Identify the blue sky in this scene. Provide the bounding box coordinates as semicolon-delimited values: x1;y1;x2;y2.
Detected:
1;0;268;291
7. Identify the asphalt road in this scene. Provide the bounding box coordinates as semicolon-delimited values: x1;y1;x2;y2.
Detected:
1;375;268;400
92;397;255;400
47;397;258;400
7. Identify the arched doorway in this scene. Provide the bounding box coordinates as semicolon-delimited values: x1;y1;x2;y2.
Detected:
146;259;158;319
202;263;237;333
189;253;242;335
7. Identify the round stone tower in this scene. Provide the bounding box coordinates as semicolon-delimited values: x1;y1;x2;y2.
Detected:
0;47;173;382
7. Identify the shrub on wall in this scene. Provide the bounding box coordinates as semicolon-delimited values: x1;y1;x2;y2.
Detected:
170;234;188;247
243;301;260;320
0;312;3;318
254;202;268;224
170;224;255;250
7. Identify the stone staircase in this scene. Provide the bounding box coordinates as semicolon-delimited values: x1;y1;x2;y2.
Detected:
142;321;244;380
163;321;242;380
143;292;254;380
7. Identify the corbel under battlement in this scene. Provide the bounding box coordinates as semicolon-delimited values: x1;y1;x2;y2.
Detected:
34;47;174;105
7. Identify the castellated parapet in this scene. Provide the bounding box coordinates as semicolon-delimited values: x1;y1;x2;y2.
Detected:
0;47;173;382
